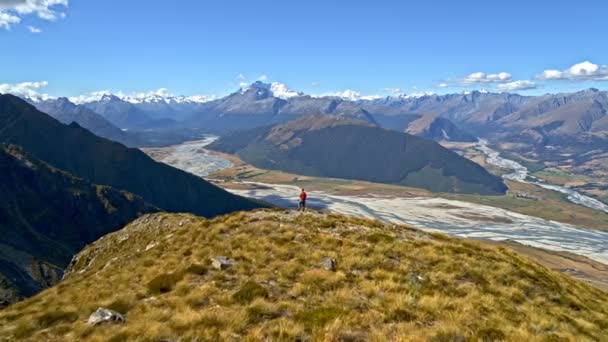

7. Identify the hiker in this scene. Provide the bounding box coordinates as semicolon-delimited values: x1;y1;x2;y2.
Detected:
298;188;307;211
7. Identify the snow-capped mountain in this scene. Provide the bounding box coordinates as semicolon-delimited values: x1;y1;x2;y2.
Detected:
69;89;216;105
239;81;303;99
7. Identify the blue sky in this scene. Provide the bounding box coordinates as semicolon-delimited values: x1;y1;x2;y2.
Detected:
1;0;607;99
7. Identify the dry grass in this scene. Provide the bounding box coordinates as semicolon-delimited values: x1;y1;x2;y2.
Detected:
1;209;607;341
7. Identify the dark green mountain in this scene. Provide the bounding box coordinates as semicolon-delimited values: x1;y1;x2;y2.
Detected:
0;144;158;307
0;94;265;217
209;115;507;195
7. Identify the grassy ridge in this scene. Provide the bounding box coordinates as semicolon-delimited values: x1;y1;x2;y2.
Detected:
1;210;607;340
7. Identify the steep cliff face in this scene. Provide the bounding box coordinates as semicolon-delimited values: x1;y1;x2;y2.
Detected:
0;144;158;306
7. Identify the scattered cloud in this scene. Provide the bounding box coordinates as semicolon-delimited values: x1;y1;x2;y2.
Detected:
258;74;268;81
383;87;402;94
0;80;50;99
236;73;249;88
496;80;537;92
461;72;512;85
269;82;301;99
26;25;40;33
0;0;68;30
437;70;541;92
0;11;20;29
537;61;608;81
315;89;382;101
69;90;115;104
407;91;435;98
439;71;514;89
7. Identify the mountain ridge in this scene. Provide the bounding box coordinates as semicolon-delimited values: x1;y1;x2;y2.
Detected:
28;97;145;147
0;94;266;218
21;85;608;145
208;115;507;195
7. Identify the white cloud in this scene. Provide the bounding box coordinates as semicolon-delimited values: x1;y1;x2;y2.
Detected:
0;0;68;30
407;91;436;98
0;80;51;99
461;71;512;84
0;11;20;29
496;80;537;92
269;82;301;99
315;89;382;101
68;90;115;104
383;87;402;94
27;24;40;33
436;83;449;88
537;61;608;81
235;74;250;88
538;69;563;80
258;74;268;81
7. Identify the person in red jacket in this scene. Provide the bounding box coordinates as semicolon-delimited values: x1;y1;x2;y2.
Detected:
298;188;307;212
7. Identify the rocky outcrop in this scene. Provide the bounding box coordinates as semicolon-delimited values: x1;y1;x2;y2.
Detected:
87;308;125;325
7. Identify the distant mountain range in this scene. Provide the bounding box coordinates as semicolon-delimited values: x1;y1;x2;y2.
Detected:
0;144;158;306
16;83;608;180
21;83;606;147
208;115;507;195
19;83;608;150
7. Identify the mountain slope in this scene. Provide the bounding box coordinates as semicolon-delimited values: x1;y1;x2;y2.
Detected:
0;94;266;217
29;97;145;147
406;116;477;142
1;210;607;340
208;115;507;195
0;144;157;307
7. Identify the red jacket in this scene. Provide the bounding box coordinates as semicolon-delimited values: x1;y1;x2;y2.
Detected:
300;191;307;201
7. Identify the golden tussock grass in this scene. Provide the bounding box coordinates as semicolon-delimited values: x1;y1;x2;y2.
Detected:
0;209;607;341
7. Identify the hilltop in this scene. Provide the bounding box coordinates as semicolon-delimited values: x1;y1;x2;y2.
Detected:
208;115;507;195
1;210;606;340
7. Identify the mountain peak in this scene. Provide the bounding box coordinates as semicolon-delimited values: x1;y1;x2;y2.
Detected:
100;94;120;102
238;81;302;100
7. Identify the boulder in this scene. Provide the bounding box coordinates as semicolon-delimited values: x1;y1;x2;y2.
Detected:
409;273;425;284
211;256;235;270
321;257;337;271
87;307;125;325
